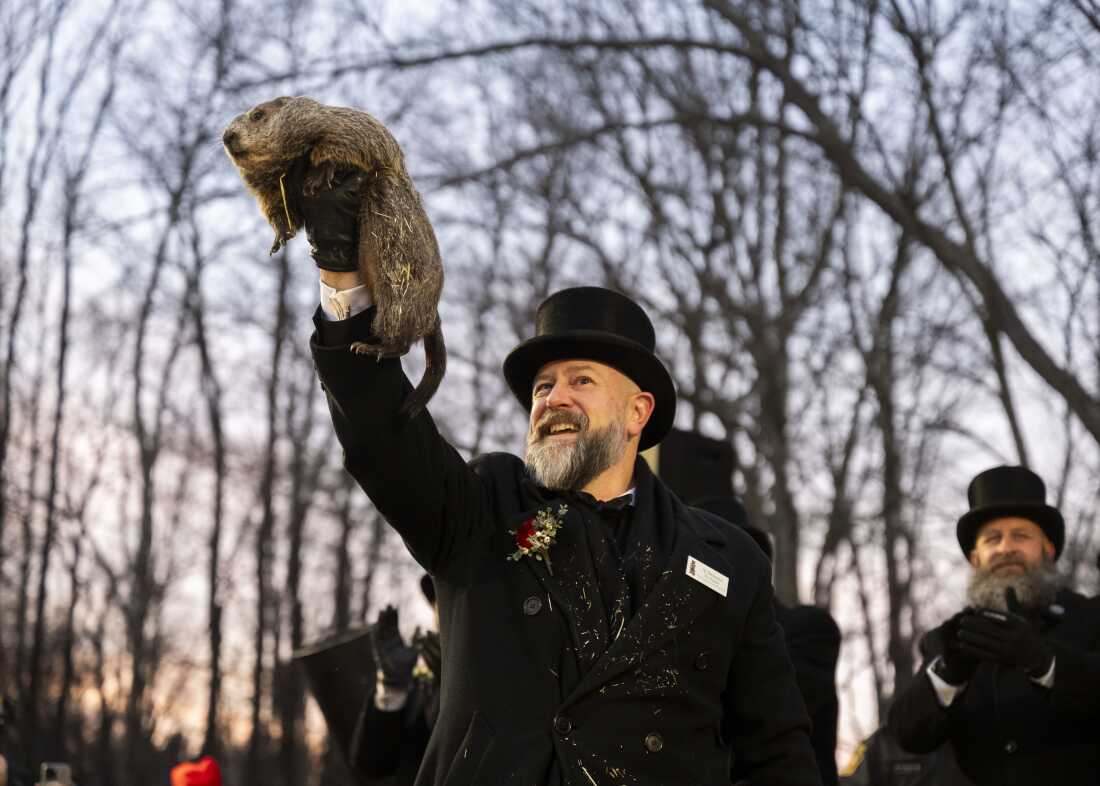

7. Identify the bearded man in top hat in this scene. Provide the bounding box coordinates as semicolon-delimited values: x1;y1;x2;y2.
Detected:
299;172;820;785
888;465;1100;786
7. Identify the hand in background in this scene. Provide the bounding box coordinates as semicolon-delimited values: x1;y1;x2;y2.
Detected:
371;605;418;691
935;610;982;684
957;588;1053;678
415;629;442;678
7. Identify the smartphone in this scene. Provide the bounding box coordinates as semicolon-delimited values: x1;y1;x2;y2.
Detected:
40;762;73;786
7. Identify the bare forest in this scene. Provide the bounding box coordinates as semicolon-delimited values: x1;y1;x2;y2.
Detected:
2;0;1099;783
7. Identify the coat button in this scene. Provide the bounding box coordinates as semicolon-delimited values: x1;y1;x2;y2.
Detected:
1005;740;1018;754
523;596;543;615
644;732;663;753
694;652;710;671
554;716;573;736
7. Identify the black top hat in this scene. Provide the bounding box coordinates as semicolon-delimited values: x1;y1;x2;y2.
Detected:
956;465;1065;558
503;287;676;451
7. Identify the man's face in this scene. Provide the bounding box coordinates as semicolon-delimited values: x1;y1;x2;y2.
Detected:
966;516;1058;612
969;517;1054;573
523;359;652;491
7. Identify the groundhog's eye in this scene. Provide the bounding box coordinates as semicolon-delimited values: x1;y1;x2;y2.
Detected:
249;109;265;122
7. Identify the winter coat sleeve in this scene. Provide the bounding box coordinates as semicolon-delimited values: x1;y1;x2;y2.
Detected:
886;627;954;755
1047;599;1100;718
310;306;497;574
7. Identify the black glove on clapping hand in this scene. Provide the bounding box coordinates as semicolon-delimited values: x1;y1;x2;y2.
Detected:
370;605;418;691
957;588;1054;679
298;165;364;273
935;610;982;684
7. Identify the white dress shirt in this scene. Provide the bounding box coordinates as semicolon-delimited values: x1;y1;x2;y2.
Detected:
319;278;373;321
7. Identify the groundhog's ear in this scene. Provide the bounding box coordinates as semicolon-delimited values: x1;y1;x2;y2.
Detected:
273;96;290;106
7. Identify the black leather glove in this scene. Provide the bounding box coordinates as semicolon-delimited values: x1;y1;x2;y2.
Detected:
934;610;982;684
957;588;1053;678
298;165;364;272
370;605;418;691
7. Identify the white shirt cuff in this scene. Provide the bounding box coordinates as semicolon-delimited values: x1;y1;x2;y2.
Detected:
319;279;373;321
373;673;409;712
926;657;966;707
1031;656;1055;689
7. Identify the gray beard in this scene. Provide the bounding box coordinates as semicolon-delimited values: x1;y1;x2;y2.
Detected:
966;557;1060;612
524;415;626;492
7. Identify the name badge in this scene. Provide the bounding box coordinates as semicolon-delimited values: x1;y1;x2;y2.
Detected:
686;556;728;597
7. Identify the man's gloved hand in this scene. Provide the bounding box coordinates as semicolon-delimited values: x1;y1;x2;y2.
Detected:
957;588;1054;678
298;165;364;272
935;609;982;684
370;605;418;691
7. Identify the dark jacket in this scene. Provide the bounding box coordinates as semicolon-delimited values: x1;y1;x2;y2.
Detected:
354;674;439;785
887;588;1100;786
312;308;821;786
776;604;841;786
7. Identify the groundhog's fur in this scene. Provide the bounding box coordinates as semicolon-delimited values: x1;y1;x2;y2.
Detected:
222;95;445;416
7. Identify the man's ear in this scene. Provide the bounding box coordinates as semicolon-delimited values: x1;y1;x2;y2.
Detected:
626;391;655;439
968;548;980;569
1041;536;1055;560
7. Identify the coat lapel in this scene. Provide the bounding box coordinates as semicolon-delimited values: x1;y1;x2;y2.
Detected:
508;502;613;674
562;483;734;706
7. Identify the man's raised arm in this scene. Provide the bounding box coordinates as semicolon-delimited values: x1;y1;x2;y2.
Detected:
301;168;493;573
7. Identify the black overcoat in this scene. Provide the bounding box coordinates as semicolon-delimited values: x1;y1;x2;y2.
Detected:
352;675;437;784
887;588;1100;786
775;604;840;786
312;309;821;786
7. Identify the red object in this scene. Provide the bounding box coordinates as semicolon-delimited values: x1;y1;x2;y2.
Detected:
515;519;535;549
170;756;222;786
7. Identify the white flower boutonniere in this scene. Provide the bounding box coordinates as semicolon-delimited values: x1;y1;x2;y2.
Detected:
508;504;568;575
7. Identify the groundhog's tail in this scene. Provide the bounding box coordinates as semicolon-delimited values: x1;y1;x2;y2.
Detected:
400;314;446;417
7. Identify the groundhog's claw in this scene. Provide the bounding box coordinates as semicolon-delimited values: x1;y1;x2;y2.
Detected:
349;340;410;359
303;160;341;196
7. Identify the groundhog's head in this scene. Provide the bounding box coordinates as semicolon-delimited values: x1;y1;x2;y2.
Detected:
222;95;320;178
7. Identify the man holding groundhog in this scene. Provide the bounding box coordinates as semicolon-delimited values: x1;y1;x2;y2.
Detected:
299;171;820;785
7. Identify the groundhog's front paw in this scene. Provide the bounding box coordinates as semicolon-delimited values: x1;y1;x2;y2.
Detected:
303;161;341;196
349;340;410;358
269;232;287;255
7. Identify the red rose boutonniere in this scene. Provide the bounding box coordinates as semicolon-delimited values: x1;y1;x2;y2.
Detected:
508;504;568;575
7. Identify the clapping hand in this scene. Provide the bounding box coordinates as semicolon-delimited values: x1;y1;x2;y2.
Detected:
957;588;1054;678
936;609;982;684
415;629;441;678
370;605;418;691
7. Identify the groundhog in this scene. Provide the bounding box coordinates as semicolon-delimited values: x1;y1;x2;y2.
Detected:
222;95;445;416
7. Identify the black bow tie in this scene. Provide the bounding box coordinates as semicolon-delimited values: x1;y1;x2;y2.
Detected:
565;490;632;522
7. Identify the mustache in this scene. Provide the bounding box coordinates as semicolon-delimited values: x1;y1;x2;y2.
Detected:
529;410;589;441
988;554;1026;570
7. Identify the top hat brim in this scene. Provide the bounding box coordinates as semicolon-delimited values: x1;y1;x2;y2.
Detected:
957;503;1065;559
291;628;374;760
503;330;676;451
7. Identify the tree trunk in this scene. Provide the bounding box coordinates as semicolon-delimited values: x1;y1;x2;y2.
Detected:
248;248;292;780
51;537;82;757
186;239;228;760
